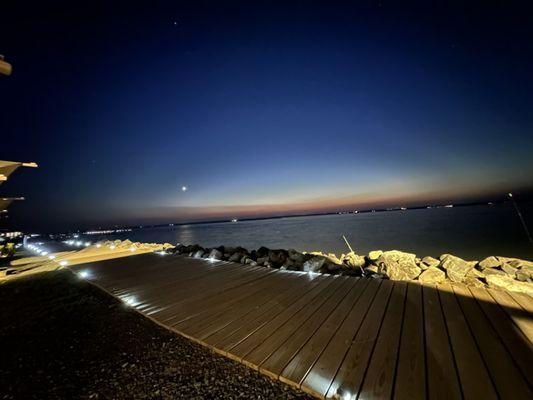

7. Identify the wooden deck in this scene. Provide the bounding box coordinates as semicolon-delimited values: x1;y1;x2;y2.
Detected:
69;253;533;399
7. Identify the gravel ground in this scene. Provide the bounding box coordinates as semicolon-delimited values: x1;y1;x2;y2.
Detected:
0;270;312;400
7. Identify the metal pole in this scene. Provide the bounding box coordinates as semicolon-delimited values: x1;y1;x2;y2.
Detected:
508;192;533;249
342;235;365;275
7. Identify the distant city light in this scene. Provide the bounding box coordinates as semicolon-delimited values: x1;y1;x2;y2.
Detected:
59;260;68;266
48;255;56;260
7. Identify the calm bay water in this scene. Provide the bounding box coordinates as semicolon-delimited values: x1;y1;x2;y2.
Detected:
90;203;533;261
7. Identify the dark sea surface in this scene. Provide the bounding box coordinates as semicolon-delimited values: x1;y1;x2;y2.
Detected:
87;203;533;261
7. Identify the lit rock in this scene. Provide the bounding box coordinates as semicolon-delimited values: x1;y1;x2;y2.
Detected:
478;256;501;269
440;254;474;283
342;252;366;269
501;263;518;277
421;256;440;269
207;249;223;260
518;265;533;279
193;249;205;258
466;268;485;279
486;275;533;295
377;250;421;281
497;257;533;269
303;257;325;273
418;267;446;284
368;250;383;262
483;268;506;276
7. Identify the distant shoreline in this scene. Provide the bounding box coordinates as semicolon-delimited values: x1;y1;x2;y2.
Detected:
73;199;511;237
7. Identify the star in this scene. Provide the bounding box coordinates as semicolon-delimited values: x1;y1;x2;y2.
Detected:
181;186;188;192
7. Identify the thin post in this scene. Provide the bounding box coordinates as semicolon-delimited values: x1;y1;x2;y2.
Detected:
508;193;533;249
342;234;354;253
342;235;365;275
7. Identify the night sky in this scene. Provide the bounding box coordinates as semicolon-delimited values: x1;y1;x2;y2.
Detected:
2;1;533;232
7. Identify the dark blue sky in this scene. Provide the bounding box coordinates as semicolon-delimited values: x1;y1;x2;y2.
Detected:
2;1;533;231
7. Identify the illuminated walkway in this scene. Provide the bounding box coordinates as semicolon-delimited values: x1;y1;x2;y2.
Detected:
70;254;533;399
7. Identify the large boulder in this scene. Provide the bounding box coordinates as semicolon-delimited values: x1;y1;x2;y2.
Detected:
256;257;269;266
325;262;342;273
377;250;421;281
342;252;366;269
193;249;205;258
364;265;379;274
518;265;533;280
207;248;223;260
421;256;440;269
228;252;243;263
256;246;270;258
478;256;501;269
483;268;506;276
268;250;287;267
303;256;326;273
466;268;485;279
368;250;383;262
501;263;518;277
288;249;305;264
440;254;474;283
497;257;533;269
418;266;446;284
486;275;533;296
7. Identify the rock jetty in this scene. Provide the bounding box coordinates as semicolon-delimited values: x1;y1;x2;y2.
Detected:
169;244;533;295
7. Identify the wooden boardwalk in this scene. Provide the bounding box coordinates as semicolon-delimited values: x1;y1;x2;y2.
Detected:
69;253;533;399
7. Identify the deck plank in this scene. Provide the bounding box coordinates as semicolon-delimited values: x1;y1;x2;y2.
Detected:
278;278;364;387
423;284;462;400
300;279;381;398
241;277;348;373
358;282;407;400
393;283;426;400
228;275;336;363
438;283;497;400
470;286;533;386
272;279;364;386
487;288;533;343
68;255;533;400
325;280;394;400
157;268;279;323
206;274;327;351
507;291;533;314
179;271;303;339
260;277;355;381
453;284;532;399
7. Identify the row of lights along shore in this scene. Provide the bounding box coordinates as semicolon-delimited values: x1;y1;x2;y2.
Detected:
24;242;69;266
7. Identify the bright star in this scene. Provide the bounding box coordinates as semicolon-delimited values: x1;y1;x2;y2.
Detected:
181;186;188;192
